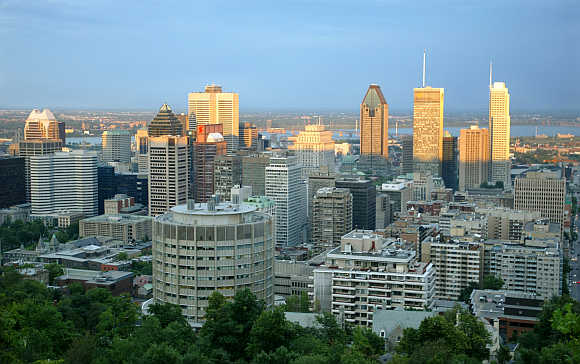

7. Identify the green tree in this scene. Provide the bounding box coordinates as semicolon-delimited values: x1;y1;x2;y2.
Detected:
482;275;504;290
496;344;511;364
247;306;298;357
116;251;129;261
458;282;480;303
45;263;64;285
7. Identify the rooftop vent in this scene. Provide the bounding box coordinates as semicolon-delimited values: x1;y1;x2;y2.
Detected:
187;199;195;210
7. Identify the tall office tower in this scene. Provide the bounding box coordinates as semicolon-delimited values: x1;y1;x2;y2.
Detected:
239;122;258;149
401;135;414;174
152;199;274;324
188;84;239;153
192;125;227;202
307;172;336;241
241;154;270;196
148;136;189;217
102;129;131;165
441;131;458;191
115;172;149;208
135;129;149;173
489;77;511;189
29;151;98;217
148;104;183;137
176;113;188;132
459;126;490;191
312;187;353;248
0;157;26;208
24;109;65;142
266;156;306;246
17;139;63;202
360;85;389;159
413;87;444;176
335;177;376;230
97;165;116;215
289;124;335;179
213;154;242;202
514;171;566;228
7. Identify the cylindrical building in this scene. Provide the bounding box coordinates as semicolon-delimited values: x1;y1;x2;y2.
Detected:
152;198;274;323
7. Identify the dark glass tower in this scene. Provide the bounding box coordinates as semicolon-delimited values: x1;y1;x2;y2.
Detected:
97;165;115;214
335;177;376;230
0;156;26;208
148;104;183;137
442;133;458;191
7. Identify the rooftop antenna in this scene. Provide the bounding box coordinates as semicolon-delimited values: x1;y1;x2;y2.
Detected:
489;60;493;88
422;49;426;88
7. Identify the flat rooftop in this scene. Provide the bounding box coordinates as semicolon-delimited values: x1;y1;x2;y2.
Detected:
171;202;256;216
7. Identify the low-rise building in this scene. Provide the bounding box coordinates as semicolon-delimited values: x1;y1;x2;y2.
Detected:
79;214;152;243
55;268;134;296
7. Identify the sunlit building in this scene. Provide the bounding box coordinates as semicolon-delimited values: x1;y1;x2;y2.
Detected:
360;84;389;171
135;129;149;173
24;109;65;143
289;124;335;179
148;104;183;137
102;129;131;164
413;87;444;176
489;81;511;189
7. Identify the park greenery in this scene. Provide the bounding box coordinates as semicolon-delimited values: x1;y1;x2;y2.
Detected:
0;219;78;253
0;266;384;364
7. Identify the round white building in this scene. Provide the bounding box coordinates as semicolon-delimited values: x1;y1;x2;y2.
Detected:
152;198;274;323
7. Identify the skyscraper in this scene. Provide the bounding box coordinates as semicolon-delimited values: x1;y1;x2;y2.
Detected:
102;129;131;164
213;154;242;202
413;86;444;176
311;187;353;248
489;79;511;189
148;104;183;137
288;124;335;179
459;126;490;191
401;135;414;175
359;84;389;171
188;84;239;153
135;129;149;173
266;156;306;246
148;136;189;216
239;122;258;149
241;154;270;196
24;109;65;143
16;139;62;202
0;157;26;208
441;131;458;191
335;177;376;230
192;124;227;202
30;151;98;217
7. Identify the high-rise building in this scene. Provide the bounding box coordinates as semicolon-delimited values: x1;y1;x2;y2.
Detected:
29;151;98;217
514;171;566;228
307;172;336;241
241;154;270;196
135;129;149;173
97;165;116;215
0;156;26;208
24;109;65;142
289;124;335;179
102;129;131;164
459;126;490;191
360;85;389;160
441;131;458;191
312;187;353;248
335;177;376;230
115;172;149;208
188;84;239;153
239;122;258;149
379;182;413;216
401;135;414;175
148;136;189;216
489;80;511;189
479;207;541;241
152;199;274;324
16;139;62;202
213;154;242;202
413;87;444;176
148;104;183;137
192;125;227;202
375;192;392;229
266;156;306;246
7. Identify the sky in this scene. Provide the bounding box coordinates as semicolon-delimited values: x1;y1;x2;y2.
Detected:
0;0;578;113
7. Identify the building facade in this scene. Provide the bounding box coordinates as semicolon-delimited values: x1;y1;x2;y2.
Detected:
335;177;376;230
148;104;183;137
514;172;566;228
288;124;335;179
360;84;389;161
213;154;242;202
489;81;511;189
193;125;227;202
0;157;26;208
413;87;444;176
441;132;458;191
24;109;65;142
241;154;270;196
459;126;490;191
135;129;149;173
102;129;131;164
311;187;353;248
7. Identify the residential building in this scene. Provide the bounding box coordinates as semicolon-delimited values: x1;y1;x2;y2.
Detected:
335;177;376;230
413;86;444;176
148;104;183;137
514;171;566;228
0;156;26;208
80;214;152;243
307;171;336;240
289;124;335;179
459;126;490;191
489;81;511;189
152;199;274;324
480;207;542;241
311;187;353;248
442;132;458;191
213;154;242;202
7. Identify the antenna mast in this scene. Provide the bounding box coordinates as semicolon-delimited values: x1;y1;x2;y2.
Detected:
422;49;426;88
489;60;493;88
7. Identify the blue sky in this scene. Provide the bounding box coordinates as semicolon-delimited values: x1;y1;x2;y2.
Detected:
0;0;578;112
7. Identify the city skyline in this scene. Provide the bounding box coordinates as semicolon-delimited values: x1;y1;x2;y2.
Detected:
1;1;578;112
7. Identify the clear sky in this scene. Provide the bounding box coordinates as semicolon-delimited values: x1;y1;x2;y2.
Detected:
0;0;578;112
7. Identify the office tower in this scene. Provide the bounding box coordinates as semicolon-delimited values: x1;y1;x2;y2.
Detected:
289;124;335;179
29;151;98;217
421;240;483;300
148;104;183;137
307;172;336;240
441;131;458;191
514;171;566;228
489;76;511;189
213;154;242;202
102;129;131;165
188;84;239;153
413;86;444;176
24;109;65;142
401;135;414;174
266;156;306;246
375;192;391;229
152;198;274;323
148;136;189;217
241;154;270;196
459;126;490;191
360;84;389;163
135;129;149;173
16;139;62;202
192;125;227;202
115;172;149;207
313;231;436;321
335;177;376;230
240;122;258;149
0;157;26;208
311;187;353;248
97;165;115;215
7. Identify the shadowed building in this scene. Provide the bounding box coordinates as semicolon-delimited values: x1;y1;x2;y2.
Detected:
459;126;489;191
0;157;26;208
335;177;375;230
148;104;183;137
442;131;458;191
193;124;227;202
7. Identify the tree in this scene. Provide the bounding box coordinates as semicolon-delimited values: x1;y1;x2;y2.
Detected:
45;263;64;285
148;302;187;328
116;251;129;261
247;306;298;357
458;282;480;303
482;275;504;290
496;344;511;364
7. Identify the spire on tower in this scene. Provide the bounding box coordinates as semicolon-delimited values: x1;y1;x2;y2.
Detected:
422;49;427;88
489;60;493;88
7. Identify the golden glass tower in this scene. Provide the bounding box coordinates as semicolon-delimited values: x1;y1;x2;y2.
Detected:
459;126;489;191
413;86;444;176
188;84;239;153
489;80;511;189
360;84;389;159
